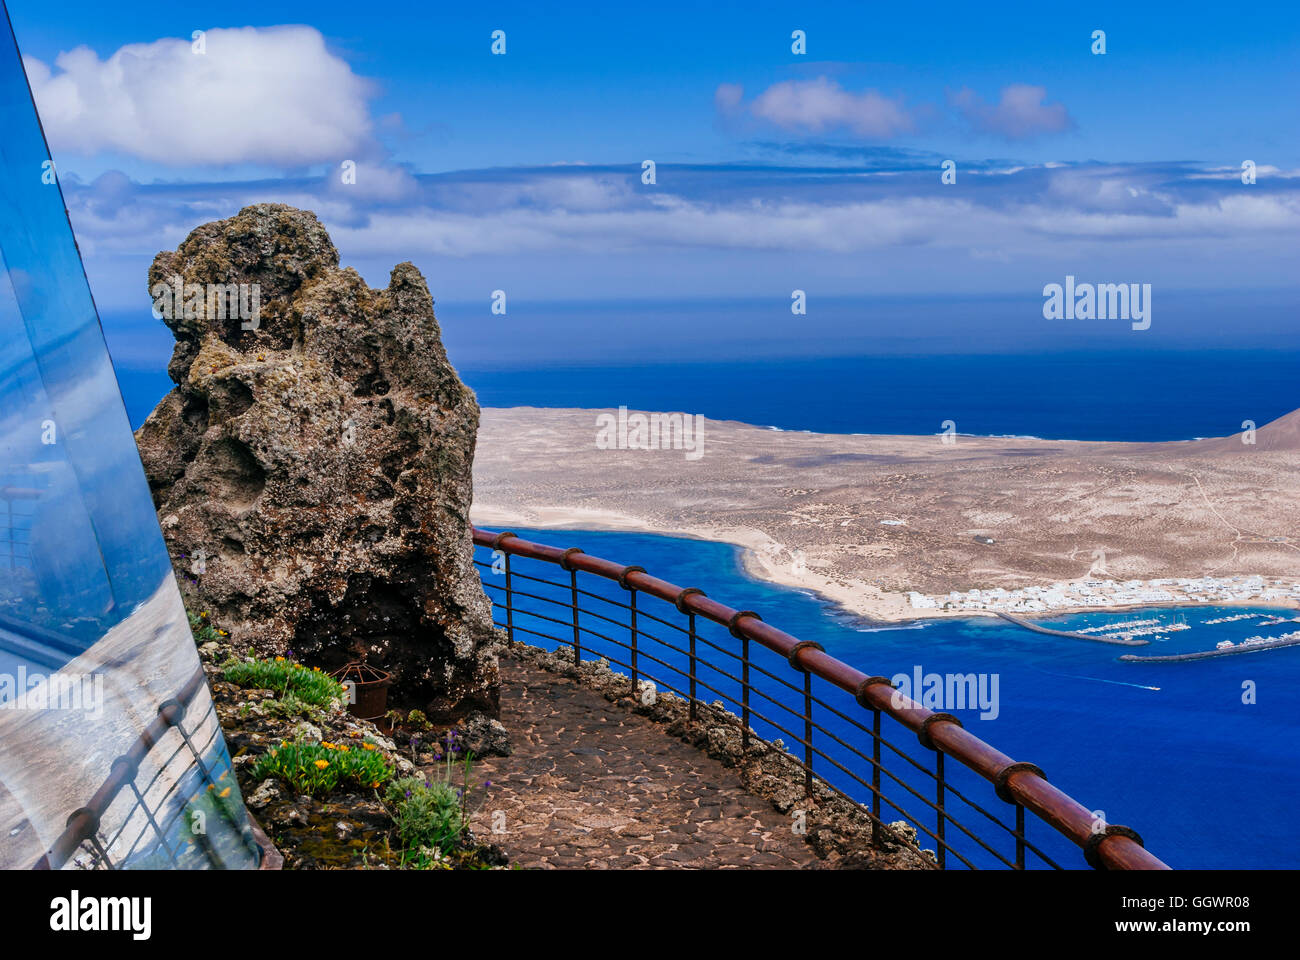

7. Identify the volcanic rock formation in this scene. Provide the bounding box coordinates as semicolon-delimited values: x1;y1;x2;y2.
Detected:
135;203;501;722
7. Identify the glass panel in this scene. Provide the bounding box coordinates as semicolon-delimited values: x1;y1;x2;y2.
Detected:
0;4;258;869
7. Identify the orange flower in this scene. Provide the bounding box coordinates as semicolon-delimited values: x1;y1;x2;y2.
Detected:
362;743;376;751
314;759;329;770
218;787;231;798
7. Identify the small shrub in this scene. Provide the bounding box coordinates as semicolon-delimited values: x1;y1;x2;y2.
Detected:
223;657;346;707
251;740;393;796
259;692;321;719
384;730;490;858
386;776;463;854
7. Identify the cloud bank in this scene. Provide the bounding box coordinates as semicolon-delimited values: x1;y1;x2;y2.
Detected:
62;157;1300;312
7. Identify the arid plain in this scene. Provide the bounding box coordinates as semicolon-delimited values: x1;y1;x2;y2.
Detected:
472;407;1300;622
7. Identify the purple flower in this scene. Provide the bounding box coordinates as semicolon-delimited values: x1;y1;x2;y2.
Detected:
405;789;412;798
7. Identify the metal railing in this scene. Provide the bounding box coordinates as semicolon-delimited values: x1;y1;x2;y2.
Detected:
32;663;258;870
473;527;1169;871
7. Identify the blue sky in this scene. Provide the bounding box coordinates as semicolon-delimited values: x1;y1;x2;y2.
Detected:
5;0;1298;365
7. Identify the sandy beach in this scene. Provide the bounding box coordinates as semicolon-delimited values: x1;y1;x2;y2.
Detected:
471;407;1300;624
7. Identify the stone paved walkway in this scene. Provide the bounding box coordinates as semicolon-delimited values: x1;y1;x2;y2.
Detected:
459;654;824;869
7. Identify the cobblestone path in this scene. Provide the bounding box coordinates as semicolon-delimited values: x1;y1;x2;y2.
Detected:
462;654;823;869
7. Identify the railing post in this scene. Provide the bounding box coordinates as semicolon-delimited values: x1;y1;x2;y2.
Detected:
503;552;515;647
557;547;586;666
741;635;750;754
570;567;581;665
728;611;763;755
629;588;639;698
688;612;697;722
619;566;646;700
917;712;960;869
674;588;704;723
786;641;822;798
1015;804;1026;870
995;759;1046;869
936;751;947;870
871;709;882;847
803;669;813;798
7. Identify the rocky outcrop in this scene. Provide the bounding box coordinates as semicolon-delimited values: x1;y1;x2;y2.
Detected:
136;203;502;722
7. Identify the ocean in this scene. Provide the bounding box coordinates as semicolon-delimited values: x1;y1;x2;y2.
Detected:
479;527;1300;870
119;349;1300;442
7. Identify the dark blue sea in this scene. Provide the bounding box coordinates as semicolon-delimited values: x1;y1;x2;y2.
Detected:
120;349;1300;441
478;528;1300;870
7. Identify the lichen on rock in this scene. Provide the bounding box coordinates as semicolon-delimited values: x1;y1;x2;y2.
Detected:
136;203;502;723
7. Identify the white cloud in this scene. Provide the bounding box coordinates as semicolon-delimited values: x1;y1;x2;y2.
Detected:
738;77;915;137
950;84;1073;140
24;26;376;166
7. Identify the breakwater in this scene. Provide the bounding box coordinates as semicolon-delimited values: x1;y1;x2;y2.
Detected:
994;611;1149;646
1119;635;1300;662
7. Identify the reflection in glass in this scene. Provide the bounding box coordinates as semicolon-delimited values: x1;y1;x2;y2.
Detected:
0;4;258;869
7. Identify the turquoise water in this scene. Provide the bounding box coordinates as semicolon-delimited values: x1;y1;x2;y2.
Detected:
477;527;1300;869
